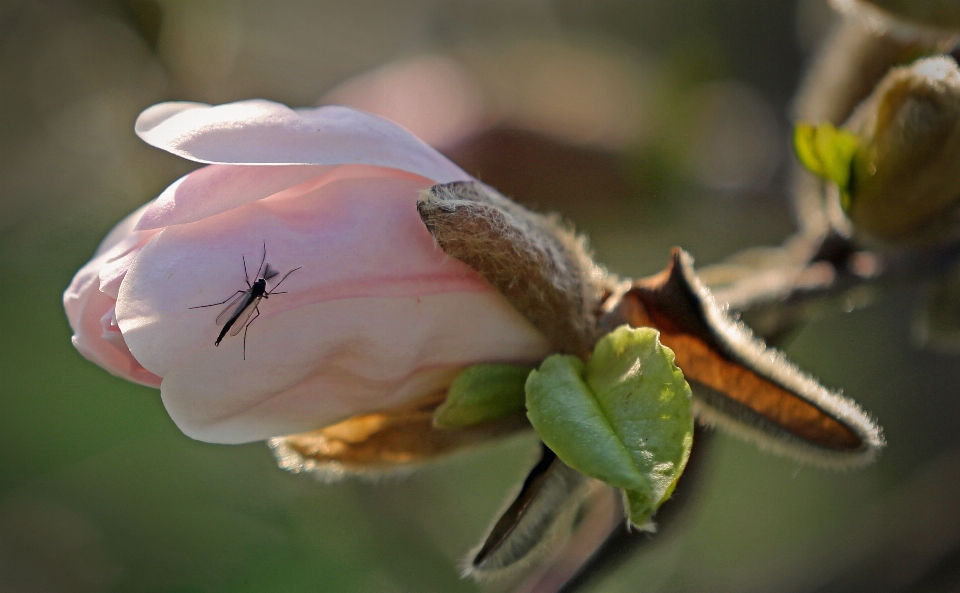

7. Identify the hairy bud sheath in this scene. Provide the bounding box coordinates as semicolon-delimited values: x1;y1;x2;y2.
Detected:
418;181;611;357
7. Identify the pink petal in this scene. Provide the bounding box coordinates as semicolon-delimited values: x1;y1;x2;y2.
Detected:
160;292;550;443
64;204;162;387
65;255;106;336
64;258;161;388
94;201;153;256
134;164;427;231
114;173;551;442
134;165;332;231
98;228;160;298
117;175;490;375
135;100;471;183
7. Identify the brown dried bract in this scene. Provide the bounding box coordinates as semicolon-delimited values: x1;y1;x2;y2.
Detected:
269;395;530;480
602;248;884;467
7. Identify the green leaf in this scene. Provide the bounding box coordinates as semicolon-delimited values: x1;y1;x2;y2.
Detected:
432;364;533;428
794;122;860;209
525;326;694;528
525;356;647;489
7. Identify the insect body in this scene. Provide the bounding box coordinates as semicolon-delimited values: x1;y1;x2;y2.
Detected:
190;244;300;358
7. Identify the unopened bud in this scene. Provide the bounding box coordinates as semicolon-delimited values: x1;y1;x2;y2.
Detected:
845;56;960;243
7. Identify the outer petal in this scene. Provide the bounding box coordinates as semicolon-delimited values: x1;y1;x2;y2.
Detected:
134;164;333;231
68;281;161;388
98;227;160;299
64;204;161;387
134;164;428;231
115;173;551;442
135;100;470;182
94;201;154;257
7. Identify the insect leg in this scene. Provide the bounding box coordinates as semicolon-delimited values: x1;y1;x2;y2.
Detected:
189;290;245;309
242;306;261;360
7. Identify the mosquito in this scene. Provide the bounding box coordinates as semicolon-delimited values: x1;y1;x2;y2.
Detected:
190;243;300;359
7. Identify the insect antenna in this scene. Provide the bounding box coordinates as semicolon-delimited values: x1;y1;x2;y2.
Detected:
241;254;252;287
257;241;268;278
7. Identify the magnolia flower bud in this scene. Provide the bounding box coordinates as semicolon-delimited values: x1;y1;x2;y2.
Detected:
845;56;960;243
64;100;552;444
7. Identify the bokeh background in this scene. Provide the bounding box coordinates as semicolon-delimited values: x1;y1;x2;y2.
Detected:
2;0;959;591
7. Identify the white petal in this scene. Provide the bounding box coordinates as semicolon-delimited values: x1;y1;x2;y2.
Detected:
135;100;470;183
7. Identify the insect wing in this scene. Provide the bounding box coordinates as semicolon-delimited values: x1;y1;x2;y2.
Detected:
215;290;251;326
229;295;262;336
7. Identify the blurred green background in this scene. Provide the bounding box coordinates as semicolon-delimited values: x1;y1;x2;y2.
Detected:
2;0;959;591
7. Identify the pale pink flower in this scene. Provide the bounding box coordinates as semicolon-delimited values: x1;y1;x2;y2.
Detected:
64;100;551;444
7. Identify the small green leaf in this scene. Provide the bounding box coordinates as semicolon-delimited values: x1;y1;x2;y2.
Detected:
433;364;533;428
794;122;860;209
525;356;648;489
525;326;694;528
